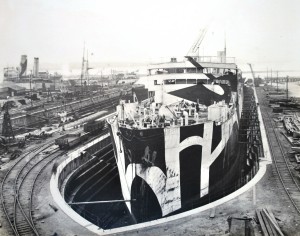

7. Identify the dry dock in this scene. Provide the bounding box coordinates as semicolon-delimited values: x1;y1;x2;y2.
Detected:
1;86;300;236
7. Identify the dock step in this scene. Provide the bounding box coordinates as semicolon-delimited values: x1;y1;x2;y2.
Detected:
209;207;216;218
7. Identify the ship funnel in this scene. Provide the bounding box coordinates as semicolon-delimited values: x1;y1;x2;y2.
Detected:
34;57;39;77
170;58;177;63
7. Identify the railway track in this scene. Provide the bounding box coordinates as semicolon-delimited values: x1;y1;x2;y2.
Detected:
0;94;120;234
258;88;300;215
17;91;123;133
76;96;121;117
1;142;66;236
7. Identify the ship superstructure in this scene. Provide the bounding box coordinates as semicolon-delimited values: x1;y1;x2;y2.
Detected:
108;53;244;222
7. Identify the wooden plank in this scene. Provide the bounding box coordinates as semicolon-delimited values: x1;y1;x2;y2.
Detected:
260;209;278;236
260;209;276;236
265;207;279;227
256;209;270;236
262;209;284;236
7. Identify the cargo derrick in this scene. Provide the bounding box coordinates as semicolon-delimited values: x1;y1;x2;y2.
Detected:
1;102;15;139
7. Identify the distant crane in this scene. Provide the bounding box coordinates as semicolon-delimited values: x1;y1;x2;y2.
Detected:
248;63;255;81
1;102;15;139
247;63;260;87
186;28;208;57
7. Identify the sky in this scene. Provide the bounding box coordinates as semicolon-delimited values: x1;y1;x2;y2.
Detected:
1;0;300;76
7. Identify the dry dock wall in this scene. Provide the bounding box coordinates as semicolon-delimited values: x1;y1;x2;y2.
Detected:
50;134;112;235
57;134;111;192
50;86;273;235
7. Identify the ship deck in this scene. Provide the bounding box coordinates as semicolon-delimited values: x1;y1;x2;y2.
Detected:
1;86;300;235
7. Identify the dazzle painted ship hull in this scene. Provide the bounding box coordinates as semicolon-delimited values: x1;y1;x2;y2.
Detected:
108;55;247;222
109;110;240;221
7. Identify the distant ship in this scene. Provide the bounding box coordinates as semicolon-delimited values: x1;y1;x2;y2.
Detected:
108;50;248;222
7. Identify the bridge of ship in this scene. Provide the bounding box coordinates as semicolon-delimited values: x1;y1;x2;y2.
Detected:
147;58;238;76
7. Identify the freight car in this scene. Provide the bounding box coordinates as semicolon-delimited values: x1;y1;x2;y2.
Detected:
83;119;106;135
55;132;89;149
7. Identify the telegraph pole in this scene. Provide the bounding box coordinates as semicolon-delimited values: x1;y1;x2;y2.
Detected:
277;71;279;92
286;76;289;102
270;69;272;87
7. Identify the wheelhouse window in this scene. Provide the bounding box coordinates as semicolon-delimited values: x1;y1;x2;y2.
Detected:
187;79;197;84
187;68;197;73
197;79;206;84
176;68;184;73
164;79;175;84
176;79;186;84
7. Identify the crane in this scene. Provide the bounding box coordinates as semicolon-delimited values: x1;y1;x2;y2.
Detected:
248;63;255;81
1;102;14;139
248;63;261;87
186;28;208;57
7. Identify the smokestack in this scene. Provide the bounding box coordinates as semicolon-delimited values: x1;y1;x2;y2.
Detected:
34;57;39;77
19;55;27;77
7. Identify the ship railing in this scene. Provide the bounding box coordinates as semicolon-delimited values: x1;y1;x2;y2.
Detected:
120;100;240;129
147;56;186;64
119;112;209;129
147;56;236;64
196;56;236;64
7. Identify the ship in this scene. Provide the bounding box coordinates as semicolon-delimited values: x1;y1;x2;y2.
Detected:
107;50;248;223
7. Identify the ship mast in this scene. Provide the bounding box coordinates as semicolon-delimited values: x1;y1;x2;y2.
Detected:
224;31;227;63
86;50;90;92
80;43;85;95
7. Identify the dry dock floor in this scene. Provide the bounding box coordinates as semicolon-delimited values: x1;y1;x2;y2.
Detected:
1;86;300;236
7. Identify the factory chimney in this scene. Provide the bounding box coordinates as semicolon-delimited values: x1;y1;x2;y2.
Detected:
19;55;27;77
34;57;39;78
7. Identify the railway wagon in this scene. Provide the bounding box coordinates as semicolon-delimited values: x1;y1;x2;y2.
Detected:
83;119;106;135
55;132;88;149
